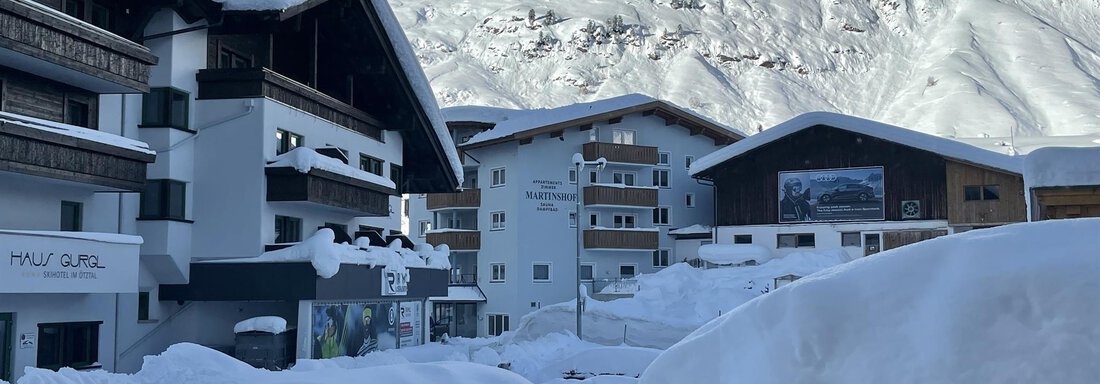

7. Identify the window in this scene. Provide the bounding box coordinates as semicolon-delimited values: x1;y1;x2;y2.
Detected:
137;292;151;321
140;180;186;220
589;170;598;183
275;129;303;155
275;215;302;243
686;193;696;208
90;2;110;29
589;213;599;227
63;0;84;19
612;172;636;186
580;263;594;281
569;211;577;228
653;207;670;226
360;155;384;177
653;249;670;267
657;151;670;166
141;88;189;130
685;156;695;169
613;214;636;229
60;201;82;232
491;168;506;187
218;47;251;69
964;185;1000;201
777;233;815;248
841;232;861;247
488;314;509;336
733;235;753;244
37;322;101;370
490;263;506;282
390;164;403;190
568;169;577;184
65;99;89;128
612;129;635;145
418;220;432;237
491;211;506;231
619;264;637;279
533;263;551;282
652;169;669;188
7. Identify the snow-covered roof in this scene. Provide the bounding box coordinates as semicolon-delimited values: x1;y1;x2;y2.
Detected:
0;111;155;155
1024;146;1100;189
233;316;289;334
429;286;488;303
690;112;1024;177
267;147;396;189
668;224;712;235
455;94;746;148
0;229;144;245
698;244;772;265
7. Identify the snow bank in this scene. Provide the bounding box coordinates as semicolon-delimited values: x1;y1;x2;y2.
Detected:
223;229;450;278
0;111;154;155
532;346;660;382
233;316;288;334
698;244;771;265
511;251;850;349
267;147;396;189
1024;146;1100;188
642;218;1100;384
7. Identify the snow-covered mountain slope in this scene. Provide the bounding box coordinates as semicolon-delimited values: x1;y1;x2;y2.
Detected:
387;0;1100;140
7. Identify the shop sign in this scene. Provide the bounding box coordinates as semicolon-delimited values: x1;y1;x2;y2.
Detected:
382;265;409;296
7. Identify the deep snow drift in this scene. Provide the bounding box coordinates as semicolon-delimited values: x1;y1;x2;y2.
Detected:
641;218;1100;384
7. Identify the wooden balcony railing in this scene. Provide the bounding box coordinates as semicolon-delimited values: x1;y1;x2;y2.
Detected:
582;142;658;165
426;189;481;210
266;167;395;216
426;231;481;251
584;185;658;207
583;229;659;250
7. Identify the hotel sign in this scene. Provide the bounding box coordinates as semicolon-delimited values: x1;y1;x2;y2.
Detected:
525;179;577;213
0;231;140;294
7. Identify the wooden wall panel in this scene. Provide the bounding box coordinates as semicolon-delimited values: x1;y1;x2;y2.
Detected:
1034;186;1100;220
0;68;98;129
884;230;948;251
945;161;1027;225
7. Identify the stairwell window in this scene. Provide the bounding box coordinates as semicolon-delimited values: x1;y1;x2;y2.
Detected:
491;167;506;187
140;180;187;221
685;156;695;170
60;201;82;232
141;87;189;131
686;193;696;208
390;164;403;191
491;211;506;231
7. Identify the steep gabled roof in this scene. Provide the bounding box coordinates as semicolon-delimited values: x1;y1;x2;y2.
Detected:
453;94;747;149
690;112;1024;178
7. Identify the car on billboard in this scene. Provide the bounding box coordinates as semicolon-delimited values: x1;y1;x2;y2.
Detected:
817;183;875;203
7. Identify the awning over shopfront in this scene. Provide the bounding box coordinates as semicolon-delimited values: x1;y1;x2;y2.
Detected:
0;230;141;293
429;286;487;303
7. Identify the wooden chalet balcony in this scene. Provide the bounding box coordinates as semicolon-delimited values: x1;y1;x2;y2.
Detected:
426;231;481;251
266;167;396;216
0;0;157;93
426;189;481;210
196;68;385;141
584;185;658;207
582;142;658;165
583;229;659;250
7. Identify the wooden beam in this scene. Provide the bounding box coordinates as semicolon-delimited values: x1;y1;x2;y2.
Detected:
519;137;533;145
549;130;563;138
578;123;593;131
641;109;656;116
609;116;623;125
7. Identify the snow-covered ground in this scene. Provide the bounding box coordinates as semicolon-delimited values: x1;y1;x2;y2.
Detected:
641;218;1100;384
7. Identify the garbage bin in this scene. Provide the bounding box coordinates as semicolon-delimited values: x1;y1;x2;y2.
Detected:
234;328;296;370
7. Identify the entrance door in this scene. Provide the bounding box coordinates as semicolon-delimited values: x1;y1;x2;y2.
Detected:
864;233;881;256
1;313;12;382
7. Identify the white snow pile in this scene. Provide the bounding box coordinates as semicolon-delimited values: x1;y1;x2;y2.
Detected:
1024;146;1100;189
267;147;396;189
232;229;450;278
213;0;308;11
511;250;850;349
666;224;710;235
0;111;155;155
531;346;660;383
233;316;288;334
15;343;531;384
641;218;1100;384
394;0;1100;142
698;244;771;266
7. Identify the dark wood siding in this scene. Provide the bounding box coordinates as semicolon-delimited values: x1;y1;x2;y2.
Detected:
266;166;395;216
945;161;1027;225
207;33;273;69
1033;186;1100;220
583;229;659;250
584;185;658;207
883;230;948;250
426;188;480;210
711;125;950;226
0;67;98;129
582;142;658;165
426;231;480;251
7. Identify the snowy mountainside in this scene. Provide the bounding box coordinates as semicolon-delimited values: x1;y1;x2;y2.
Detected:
387;0;1100;140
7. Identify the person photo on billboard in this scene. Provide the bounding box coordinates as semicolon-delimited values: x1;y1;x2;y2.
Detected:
780;176;812;222
314;305;347;359
355;306;379;356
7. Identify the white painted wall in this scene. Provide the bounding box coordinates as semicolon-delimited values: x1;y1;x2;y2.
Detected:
714;220;952;260
0;294;119;381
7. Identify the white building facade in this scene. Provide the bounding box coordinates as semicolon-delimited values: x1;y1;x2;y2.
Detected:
410;95;744;338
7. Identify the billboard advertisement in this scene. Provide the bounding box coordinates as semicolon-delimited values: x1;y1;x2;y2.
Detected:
399;301;423;348
778;167;885;223
311;302;397;359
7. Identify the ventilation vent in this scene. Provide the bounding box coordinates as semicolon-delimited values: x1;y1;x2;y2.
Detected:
901;200;921;219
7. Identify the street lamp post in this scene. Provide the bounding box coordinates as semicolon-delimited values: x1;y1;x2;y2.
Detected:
572;153;605;341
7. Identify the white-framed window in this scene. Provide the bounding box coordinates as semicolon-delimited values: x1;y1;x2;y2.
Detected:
612;171;636;186
588;128;598;142
652;169;669;188
653;249;671;267
568;169;577;184
685;155;695;169
653;207;670;226
491;167;506;187
589;213;599;227
533;263;552;282
619;264;638;279
589;170;598;183
657;151;670;166
612;129;636;145
488;314;510;336
686;193;696;208
490;263;506;282
491;211;506;231
569;211;577;228
613;213;636;229
418;220;431;237
580;263;595;281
